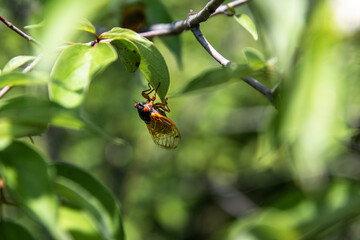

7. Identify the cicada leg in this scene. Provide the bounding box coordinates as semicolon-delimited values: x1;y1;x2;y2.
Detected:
154;98;171;112
142;83;162;102
141;83;154;100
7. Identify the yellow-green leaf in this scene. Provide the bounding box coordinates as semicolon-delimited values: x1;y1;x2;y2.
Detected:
234;14;258;40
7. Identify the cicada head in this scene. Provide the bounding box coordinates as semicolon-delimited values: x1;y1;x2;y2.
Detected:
134;101;152;124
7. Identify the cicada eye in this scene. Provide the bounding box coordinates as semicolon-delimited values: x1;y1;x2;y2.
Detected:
143;106;150;112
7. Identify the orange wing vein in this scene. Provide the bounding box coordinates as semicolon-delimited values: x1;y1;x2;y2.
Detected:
146;112;181;149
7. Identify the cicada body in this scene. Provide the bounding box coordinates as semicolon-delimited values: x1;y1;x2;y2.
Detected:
134;85;181;149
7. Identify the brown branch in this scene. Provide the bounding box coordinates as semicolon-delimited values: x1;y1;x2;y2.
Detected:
0;16;40;47
191;26;231;67
139;0;249;38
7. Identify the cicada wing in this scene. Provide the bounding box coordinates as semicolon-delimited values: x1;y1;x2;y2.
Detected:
146;113;181;149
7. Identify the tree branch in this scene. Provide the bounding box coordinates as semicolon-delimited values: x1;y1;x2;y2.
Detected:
191;26;231;67
139;0;248;38
139;0;248;67
187;0;226;26
0;16;40;47
211;0;248;16
242;76;274;103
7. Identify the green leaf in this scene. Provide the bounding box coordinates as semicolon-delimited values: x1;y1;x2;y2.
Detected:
234;14;258;40
3;56;36;73
58;206;103;240
50;43;117;108
0;220;36;240
100;27;145;42
24;21;44;29
54;162;124;240
100;27;170;101
0;96;85;141
243;47;266;70
177;64;253;95
77;19;97;36
0;72;48;89
0;142;66;239
111;39;141;73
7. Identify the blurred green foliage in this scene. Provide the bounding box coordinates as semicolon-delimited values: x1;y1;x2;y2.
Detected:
1;0;360;239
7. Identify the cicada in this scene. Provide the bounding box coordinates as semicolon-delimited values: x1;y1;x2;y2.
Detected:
134;84;181;149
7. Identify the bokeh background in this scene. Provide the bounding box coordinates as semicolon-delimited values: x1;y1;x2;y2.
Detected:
1;0;360;239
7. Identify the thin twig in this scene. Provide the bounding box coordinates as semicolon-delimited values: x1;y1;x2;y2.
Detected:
23;54;42;73
191;26;231;67
242;76;274;103
0;16;40;47
0;16;41;98
0;86;11;99
139;0;249;38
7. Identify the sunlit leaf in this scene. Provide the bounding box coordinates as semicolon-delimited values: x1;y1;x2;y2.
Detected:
77;19;97;36
3;56;36;73
234;14;258;40
58;206;103;240
38;0;110;71
100;27;170;101
0;142;66;239
50;43;117;108
100;27;146;43
54;162;124;240
0;220;36;240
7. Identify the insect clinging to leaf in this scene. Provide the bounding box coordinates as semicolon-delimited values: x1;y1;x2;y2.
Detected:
134;84;181;149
